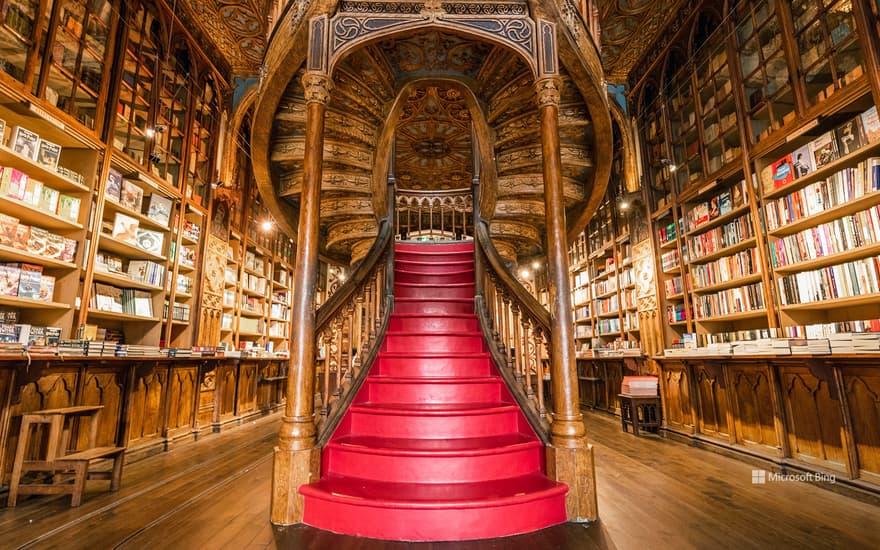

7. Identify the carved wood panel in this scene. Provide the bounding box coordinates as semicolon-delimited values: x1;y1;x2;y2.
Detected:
660;362;693;432
257;362;281;411
779;367;847;471
78;368;125;448
126;366;168;446
843;368;880;482
693;363;729;440
219;363;238;419
166;367;199;437
604;360;624;414
237;362;259;415
729;365;778;450
199;367;217;429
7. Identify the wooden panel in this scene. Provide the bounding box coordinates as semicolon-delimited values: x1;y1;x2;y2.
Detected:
728;364;778;451
842;368;880;483
0;367;14;484
780;366;847;472
693;363;730;440
79;368;126;448
660;362;693;432
126;365;169;447
198;368;216;429
218;363;238;420
257;362;282;411
604;360;624;414
166;366;199;438
236;362;258;415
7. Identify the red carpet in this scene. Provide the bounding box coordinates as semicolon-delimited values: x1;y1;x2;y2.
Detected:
300;241;567;541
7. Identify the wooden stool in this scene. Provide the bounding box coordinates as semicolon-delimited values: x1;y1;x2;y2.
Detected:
7;406;126;507
619;394;661;436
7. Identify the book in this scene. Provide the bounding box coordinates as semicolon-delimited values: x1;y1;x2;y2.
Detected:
45;326;61;344
0;264;21;296
17;263;43;300
771;154;794;188
790;144;814;179
45;232;65;260
38;275;55;302
9;126;40;160
111;212;139;243
26;226;49;256
57;194;81;222
0;214;17;246
23;178;43;206
861;105;880;143
0;323;17;343
105;168;122;203
38;185;60;213
60;237;77;263
811;131;839;168
120;179;144;212
718;191;732;216
835;116;866;157
35;139;61;171
145;193;172;227
1;167;28;200
133;290;153;317
11;224;29;250
93;283;123;313
96;252;124;273
135;228;164;255
0;309;19;324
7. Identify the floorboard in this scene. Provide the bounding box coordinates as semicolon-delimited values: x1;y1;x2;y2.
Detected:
0;411;877;549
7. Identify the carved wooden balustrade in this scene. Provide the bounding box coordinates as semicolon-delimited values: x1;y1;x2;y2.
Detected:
474;220;552;440
395;189;474;241
314;198;395;444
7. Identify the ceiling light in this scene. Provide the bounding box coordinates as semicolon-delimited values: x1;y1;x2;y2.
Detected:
531;261;540;270
520;269;530;279
260;219;274;232
145;124;167;138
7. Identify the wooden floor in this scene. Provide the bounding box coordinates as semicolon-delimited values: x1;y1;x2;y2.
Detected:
1;411;878;549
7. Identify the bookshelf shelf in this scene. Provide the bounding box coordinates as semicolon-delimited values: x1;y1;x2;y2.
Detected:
689;238;757;265
0;296;70;310
685;203;750;237
239;309;264;319
92;270;163;292
779;294;880;312
0;146;90;193
691;273;764;295
766;189;880;238
762;141;880;201
773;241;880;274
0;244;77;270
86;310;161;323
0;195;83;231
98;235;167;263
102;199;170;231
695;309;768;323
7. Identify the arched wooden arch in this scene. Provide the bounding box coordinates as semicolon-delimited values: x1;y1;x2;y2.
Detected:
608;100;639;194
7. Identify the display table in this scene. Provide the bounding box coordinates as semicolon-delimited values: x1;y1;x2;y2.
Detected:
619;394;662;436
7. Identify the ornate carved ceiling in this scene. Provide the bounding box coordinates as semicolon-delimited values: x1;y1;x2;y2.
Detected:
598;0;688;83
179;0;268;75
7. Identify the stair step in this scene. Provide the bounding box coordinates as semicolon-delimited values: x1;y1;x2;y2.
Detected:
395;282;474;299
348;402;523;439
388;313;479;333
323;434;543;483
382;332;484;353
395;269;474;284
394;298;473;314
395;242;474;252
394;259;474;274
300;473;567;541
373;352;493;377
360;376;503;404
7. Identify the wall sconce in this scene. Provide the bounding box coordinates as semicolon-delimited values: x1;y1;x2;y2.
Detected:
661;158;677;172
260;219;274;232
145;124;167;138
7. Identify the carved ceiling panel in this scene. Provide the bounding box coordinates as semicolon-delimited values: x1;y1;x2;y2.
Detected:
180;0;268;75
598;0;688;82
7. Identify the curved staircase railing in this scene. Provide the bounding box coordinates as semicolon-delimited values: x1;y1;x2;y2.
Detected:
473;220;552;442
314;191;395;445
394;189;474;241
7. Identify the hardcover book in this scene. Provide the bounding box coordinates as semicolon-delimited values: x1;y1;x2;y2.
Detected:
834;116;866;156
790;144;815;179
811;131;839;169
111;212;139;243
35;139;61;171
105;168;122;203
9;126;40;160
57;194;81;222
0;323;16;343
45;326;61;344
23;178;42;206
93;283;123;313
135;228;164;255
0;214;17;246
860;105;880;143
11;224;29;250
133;290;153;317
0;264;21;296
45;232;65;260
60;237;77;263
26;227;49;256
38;185;60;213
1;167;28;200
38;275;55;302
718;191;732;216
771;154;794;188
120;179;144;212
17;263;43;300
145;193;172;227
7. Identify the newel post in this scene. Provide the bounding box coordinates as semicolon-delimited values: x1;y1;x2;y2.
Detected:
271;71;332;525
535;75;598;521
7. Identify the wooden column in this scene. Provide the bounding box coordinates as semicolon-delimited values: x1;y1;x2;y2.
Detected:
536;77;597;521
271;72;331;525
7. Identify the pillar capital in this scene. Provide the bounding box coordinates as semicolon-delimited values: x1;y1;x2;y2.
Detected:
302;72;333;105
535;76;563;108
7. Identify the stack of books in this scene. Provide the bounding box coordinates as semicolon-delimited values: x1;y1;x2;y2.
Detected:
732;338;793;355
789;338;832;355
829;333;880;354
621;376;659;396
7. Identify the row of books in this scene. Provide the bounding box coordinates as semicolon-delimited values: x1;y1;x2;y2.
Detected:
0;166;81;222
667;333;880;356
768;205;880;268
105;168;173;227
96;252;165;288
109;212;165;255
593;276;617;297
240;296;265;315
694;281;764;319
0;215;78;262
661;248;681;272
269;303;289;321
594;295;619;316
690;248;758;288
0;322;61;346
181;220;200;242
658;219;679;245
781;319;880;339
777;257;880;305
621;376;658;396
596;318;621;335
575;324;593;338
175;242;196;267
0;122;73;177
685;179;748;232
764;105;880;193
572;287;590;306
687;212;754;261
0;263;55;301
176;274;193;295
764;158;880;230
574;305;591;322
242;271;267;294
667;302;688;323
91;283;154;317
244;250;266;273
268;321;287;337
164;301;190;322
665;276;684;296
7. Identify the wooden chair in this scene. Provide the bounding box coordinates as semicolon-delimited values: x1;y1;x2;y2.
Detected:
7;406;126;507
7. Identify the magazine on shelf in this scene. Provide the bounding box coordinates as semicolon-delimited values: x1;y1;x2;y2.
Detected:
810;131;839;169
111;212;139;244
37;275;55;302
135;228;164;255
0;264;21;296
145;193;172;227
1;167;28;200
0;214;17;246
25;227;49;256
57;194;81;222
120;179;143;212
38;185;60;214
17;263;43;300
9;126;40;160
790;144;814;179
35;139;61;171
105;168;122;203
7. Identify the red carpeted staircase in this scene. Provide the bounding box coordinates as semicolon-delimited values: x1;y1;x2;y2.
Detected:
300;241;567;541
